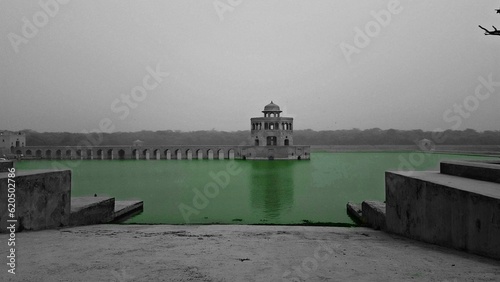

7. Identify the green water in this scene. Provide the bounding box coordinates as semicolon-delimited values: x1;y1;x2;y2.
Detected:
15;152;499;225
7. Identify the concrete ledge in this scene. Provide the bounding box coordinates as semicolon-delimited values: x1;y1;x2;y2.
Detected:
0;169;71;233
386;171;500;260
0;160;14;172
113;200;143;223
70;197;115;226
362;201;386;230
441;160;500;184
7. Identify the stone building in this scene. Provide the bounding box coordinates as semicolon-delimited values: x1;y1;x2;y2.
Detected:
0;131;26;149
245;102;309;160
132;139;144;147
250;101;293;147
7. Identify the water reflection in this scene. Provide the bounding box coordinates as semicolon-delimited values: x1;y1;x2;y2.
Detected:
249;161;296;221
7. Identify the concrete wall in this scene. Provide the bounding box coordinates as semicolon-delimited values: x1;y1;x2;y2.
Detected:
0;169;71;232
0;160;14;172
385;171;500;260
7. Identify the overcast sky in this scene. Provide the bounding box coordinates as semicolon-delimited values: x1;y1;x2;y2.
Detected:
1;0;499;133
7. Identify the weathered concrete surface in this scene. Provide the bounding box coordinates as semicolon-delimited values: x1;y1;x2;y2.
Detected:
386;171;500;260
113;200;143;222
0;169;71;233
70;197;115;226
0;160;14;172
362;201;386;230
1;225;499;281
441;160;500;183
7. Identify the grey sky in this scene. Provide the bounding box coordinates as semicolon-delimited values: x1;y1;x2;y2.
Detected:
1;0;499;133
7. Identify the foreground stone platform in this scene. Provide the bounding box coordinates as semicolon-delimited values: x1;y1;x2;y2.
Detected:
0;169;71;233
1;225;498;281
1;164;143;232
386;159;500;260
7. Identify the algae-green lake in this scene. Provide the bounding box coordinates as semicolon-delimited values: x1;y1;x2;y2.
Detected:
16;152;499;225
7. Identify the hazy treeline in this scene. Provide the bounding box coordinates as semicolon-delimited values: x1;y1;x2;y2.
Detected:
17;128;500;146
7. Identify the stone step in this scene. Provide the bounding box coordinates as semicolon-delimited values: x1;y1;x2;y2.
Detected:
113;200;144;223
392;170;500;199
440;160;500;184
70;197;144;227
361;201;386;230
70;197;115;226
346;201;386;230
346;202;363;225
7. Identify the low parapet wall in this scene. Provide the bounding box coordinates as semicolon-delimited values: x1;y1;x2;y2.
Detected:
0;169;71;233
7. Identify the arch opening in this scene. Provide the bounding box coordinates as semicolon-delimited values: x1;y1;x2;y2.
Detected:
118;149;125;160
266;136;277;146
132;149;139;160
97;149;103;160
217;149;224;160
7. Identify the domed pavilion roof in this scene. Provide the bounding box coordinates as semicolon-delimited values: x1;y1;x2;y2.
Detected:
263;101;282;112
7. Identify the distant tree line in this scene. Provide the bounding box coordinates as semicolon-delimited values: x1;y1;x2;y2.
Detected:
294;128;500;145
17;128;500;146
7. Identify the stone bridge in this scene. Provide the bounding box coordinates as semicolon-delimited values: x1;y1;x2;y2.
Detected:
12;145;310;160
